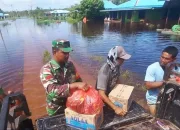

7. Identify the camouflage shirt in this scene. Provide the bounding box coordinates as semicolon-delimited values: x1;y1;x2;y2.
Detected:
40;59;82;115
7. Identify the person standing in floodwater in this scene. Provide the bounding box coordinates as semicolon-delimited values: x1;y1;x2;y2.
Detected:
145;46;179;116
40;39;89;116
96;46;131;116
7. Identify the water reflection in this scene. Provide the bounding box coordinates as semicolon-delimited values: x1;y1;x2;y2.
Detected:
170;35;180;42
0;18;180;122
81;22;104;37
69;21;180;79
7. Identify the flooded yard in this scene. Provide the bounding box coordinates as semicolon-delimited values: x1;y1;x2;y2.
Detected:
0;18;180;122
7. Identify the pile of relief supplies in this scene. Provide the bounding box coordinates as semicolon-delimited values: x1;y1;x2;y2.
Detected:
65;84;134;130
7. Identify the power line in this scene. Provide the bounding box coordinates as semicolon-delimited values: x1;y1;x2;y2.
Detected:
0;0;12;7
0;0;33;7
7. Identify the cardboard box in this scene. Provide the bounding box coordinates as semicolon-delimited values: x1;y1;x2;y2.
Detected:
108;84;134;112
65;108;103;130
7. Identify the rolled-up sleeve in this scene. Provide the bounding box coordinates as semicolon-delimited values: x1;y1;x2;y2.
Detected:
40;66;69;97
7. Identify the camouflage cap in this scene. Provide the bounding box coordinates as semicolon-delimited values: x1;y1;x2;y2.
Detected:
52;39;73;53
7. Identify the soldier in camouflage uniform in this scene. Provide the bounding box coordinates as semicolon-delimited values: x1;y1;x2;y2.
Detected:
40;39;89;116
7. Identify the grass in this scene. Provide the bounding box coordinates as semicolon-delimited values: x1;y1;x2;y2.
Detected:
37;19;51;25
66;17;81;24
43;50;51;64
36;16;61;25
90;56;104;62
120;70;146;91
37;19;61;25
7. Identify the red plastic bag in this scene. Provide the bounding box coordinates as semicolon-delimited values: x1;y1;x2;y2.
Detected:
66;86;103;114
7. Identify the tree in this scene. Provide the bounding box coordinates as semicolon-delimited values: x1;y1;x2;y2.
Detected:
33;7;44;18
109;0;128;5
68;4;81;19
78;0;105;20
0;9;4;13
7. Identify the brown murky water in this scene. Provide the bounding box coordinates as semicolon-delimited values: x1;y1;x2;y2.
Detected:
0;18;180;123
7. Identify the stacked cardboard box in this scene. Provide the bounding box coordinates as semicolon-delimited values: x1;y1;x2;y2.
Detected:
65;108;103;130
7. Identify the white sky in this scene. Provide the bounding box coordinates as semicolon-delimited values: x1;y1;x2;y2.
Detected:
0;0;81;11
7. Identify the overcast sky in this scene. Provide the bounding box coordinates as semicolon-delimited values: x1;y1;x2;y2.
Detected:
0;0;81;11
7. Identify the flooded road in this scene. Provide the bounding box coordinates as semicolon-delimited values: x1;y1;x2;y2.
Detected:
0;18;180;122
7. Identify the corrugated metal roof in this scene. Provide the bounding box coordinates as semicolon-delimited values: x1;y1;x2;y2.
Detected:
135;0;165;8
117;0;137;8
50;10;70;14
103;0;165;11
0;13;4;17
103;0;118;9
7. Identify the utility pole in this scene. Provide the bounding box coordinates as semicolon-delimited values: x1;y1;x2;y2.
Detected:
11;4;13;18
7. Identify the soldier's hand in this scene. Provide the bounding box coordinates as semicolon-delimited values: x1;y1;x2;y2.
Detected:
70;82;89;91
77;82;89;91
114;107;126;116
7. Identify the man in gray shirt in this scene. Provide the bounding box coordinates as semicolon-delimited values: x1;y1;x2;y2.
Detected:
96;46;131;116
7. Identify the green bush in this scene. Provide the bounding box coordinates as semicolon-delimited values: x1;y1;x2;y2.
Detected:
43;50;51;64
66;17;80;24
121;70;146;91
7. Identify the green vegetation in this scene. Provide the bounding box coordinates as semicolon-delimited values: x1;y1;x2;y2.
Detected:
66;17;80;24
0;9;3;13
43;50;51;64
170;35;180;42
2;0;105;24
66;4;81;23
121;70;146;91
172;25;180;33
90;56;104;62
37;19;51;25
67;0;105;23
109;0;128;5
79;0;104;20
36;18;61;25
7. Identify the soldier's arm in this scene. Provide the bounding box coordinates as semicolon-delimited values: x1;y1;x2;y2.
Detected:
40;66;79;97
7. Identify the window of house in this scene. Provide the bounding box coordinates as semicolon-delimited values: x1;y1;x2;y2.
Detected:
139;10;146;19
127;11;132;19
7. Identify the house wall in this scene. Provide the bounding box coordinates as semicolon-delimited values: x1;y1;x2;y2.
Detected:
125;11;131;23
145;9;162;22
131;11;139;22
123;11;139;23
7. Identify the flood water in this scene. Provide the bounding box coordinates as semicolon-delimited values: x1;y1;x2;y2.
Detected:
0;18;180;122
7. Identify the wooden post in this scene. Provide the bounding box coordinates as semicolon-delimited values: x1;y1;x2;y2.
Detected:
165;8;170;28
109;12;111;20
121;11;122;22
130;11;133;25
117;11;118;19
